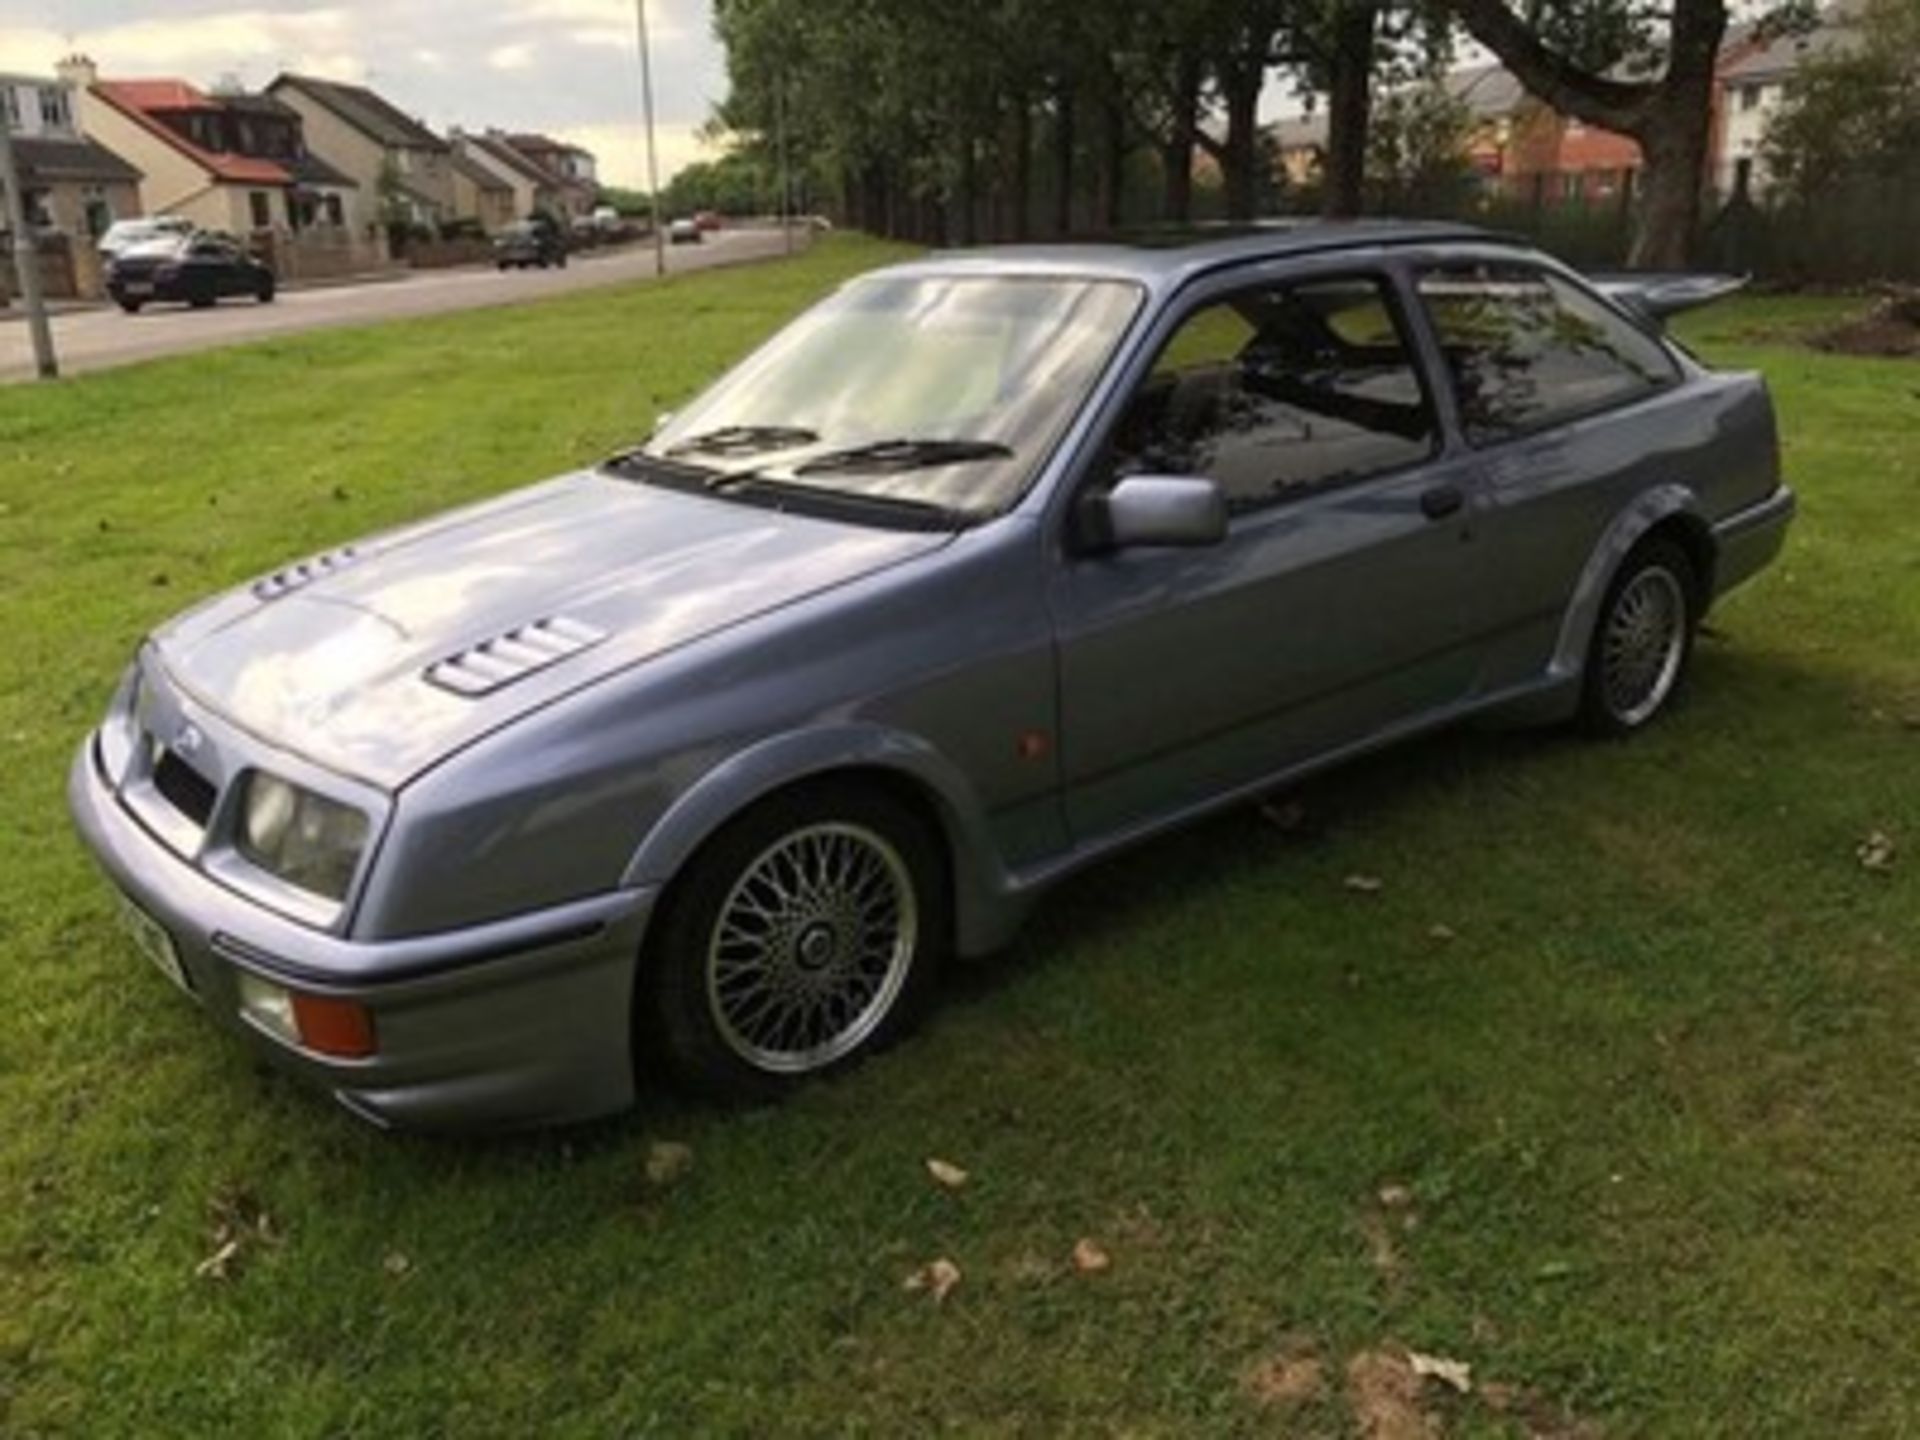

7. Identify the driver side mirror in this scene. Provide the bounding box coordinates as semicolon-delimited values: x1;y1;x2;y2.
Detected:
1077;475;1228;553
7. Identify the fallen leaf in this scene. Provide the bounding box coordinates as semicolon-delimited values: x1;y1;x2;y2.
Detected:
382;1251;412;1278
903;1256;962;1302
1407;1350;1473;1394
1344;873;1385;895
1071;1237;1112;1274
644;1140;694;1187
1857;830;1897;874
925;1157;969;1189
193;1237;242;1281
1244;1337;1325;1406
1377;1183;1414;1210
1426;923;1456;943
1346;1350;1436;1440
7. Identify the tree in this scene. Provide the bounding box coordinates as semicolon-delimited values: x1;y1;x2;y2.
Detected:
1366;74;1475;211
1763;0;1919;203
1446;0;1728;266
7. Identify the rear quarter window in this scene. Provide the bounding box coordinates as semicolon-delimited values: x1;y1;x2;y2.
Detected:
1417;262;1681;446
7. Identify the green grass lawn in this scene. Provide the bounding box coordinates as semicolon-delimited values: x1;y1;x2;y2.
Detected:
3;242;1917;1436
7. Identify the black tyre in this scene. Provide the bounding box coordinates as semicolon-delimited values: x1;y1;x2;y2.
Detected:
640;781;949;1102
1579;536;1698;737
116;298;143;314
256;277;276;303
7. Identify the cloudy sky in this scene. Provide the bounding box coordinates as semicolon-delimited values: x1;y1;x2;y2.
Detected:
0;0;728;185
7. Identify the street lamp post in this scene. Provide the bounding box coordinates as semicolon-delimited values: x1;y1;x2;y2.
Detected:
0;104;58;379
634;0;666;278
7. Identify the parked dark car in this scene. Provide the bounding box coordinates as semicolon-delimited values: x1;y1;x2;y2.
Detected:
107;233;275;313
70;223;1792;1131
493;219;568;270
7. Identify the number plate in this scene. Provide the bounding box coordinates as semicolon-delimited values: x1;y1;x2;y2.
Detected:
122;281;154;296
115;891;190;993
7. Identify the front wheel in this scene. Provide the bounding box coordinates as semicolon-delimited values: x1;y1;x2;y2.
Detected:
256;277;276;303
640;782;949;1101
1579;537;1697;736
115;297;143;314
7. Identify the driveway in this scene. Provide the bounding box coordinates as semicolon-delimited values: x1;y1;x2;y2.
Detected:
0;225;799;384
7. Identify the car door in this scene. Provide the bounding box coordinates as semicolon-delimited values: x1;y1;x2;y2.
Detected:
1409;256;1690;690
1049;261;1493;842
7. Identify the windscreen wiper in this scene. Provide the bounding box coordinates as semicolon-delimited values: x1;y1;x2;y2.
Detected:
794;437;1013;476
705;472;970;530
663;424;820;458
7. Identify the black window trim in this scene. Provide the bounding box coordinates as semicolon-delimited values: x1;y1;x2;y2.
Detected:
1080;262;1448;528
1411;253;1686;453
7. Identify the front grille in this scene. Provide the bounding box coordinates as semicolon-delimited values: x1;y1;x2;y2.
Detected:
152;746;218;828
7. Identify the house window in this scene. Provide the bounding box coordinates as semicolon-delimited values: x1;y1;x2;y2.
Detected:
1734;157;1755;195
0;87;19;129
324;193;345;226
84;195;113;238
1740;84;1762;110
1561;172;1582;202
249;190;272;229
37;86;72;131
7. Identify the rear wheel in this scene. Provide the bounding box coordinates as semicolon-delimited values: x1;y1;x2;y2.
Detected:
1580;536;1697;736
255;276;275;304
115;298;143;314
640;782;948;1102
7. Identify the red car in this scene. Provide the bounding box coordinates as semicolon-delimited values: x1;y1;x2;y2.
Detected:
693;210;724;232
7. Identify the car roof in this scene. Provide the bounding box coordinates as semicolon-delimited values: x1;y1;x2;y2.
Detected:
871;219;1521;294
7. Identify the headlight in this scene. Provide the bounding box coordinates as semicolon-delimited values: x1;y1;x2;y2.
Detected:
237;772;369;902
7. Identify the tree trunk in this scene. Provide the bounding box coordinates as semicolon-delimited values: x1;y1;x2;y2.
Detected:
1321;0;1377;219
1222;62;1261;221
1630;122;1708;268
1011;98;1033;240
1053;84;1077;236
956;129;978;246
1161;52;1200;223
1096;90;1125;231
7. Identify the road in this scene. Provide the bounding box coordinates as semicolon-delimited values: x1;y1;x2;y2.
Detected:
1;226;798;383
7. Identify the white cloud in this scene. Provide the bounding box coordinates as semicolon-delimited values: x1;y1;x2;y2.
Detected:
0;0;724;181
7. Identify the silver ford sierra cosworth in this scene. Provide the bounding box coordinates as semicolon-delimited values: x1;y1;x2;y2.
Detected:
69;223;1794;1130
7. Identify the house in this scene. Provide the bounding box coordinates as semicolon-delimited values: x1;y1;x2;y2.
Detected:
0;69;142;242
1270;115;1328;190
268;73;454;232
62;60;297;234
1450;63;1645;205
449;128;562;221
501;133;599;217
1715;14;1857;196
449;150;515;232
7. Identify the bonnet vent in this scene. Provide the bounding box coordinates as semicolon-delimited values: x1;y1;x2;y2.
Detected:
423;616;608;698
252;546;360;600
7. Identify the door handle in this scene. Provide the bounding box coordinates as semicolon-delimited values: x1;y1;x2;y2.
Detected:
1419;484;1465;521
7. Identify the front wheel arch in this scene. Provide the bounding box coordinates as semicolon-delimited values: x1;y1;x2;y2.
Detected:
634;771;956;1098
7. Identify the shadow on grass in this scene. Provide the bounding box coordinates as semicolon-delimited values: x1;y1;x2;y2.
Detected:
298;640;1848;1176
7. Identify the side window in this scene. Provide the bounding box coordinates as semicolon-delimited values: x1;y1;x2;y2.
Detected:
1110;276;1436;513
1417;262;1680;445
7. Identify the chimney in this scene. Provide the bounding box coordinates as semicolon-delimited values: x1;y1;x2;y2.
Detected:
56;54;98;90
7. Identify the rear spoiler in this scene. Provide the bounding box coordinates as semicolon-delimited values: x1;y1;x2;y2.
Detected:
1590;272;1750;323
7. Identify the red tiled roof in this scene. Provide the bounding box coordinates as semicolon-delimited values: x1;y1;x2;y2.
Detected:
102;78;217;112
94;79;293;186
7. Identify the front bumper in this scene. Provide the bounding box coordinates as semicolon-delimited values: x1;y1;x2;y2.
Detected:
68;739;655;1131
